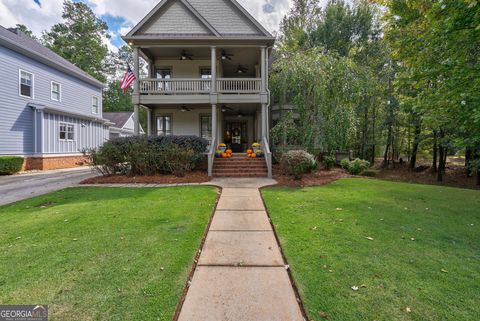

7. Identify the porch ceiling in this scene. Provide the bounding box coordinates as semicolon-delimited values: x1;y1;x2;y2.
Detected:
146;103;260;115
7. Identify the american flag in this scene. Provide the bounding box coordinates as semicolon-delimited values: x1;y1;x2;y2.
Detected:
120;65;136;93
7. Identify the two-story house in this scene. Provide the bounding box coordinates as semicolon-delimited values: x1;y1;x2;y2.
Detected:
0;26;111;170
123;0;275;177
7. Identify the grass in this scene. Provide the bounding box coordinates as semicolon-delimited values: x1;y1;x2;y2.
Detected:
0;186;218;321
262;178;480;321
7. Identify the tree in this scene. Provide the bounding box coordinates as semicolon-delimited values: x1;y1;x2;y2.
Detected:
42;0;109;82
15;24;37;40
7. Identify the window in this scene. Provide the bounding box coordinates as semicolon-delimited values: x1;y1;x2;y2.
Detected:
51;82;61;101
92;96;99;114
156;116;172;136
156;68;172;79
19;70;33;98
200;68;211;79
59;123;75;141
200;115;212;142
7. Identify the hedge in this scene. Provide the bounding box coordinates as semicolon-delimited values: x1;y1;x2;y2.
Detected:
0;156;24;175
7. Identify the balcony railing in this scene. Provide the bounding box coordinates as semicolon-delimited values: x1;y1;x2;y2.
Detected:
139;78;262;95
217;78;261;94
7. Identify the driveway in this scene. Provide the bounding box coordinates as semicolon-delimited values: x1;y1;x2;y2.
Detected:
0;167;97;206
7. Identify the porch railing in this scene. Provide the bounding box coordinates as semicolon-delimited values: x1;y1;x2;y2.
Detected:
139;78;262;95
140;78;211;94
217;78;261;94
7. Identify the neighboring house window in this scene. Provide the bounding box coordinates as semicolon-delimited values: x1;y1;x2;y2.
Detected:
19;70;33;98
156;115;172;136
59;123;75;141
200;115;212;142
51;82;61;101
200;68;211;79
92;96;99;114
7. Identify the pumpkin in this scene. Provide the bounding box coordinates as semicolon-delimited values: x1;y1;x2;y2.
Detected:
251;153;257;158
222;153;228;158
226;149;233;154
247;149;253;154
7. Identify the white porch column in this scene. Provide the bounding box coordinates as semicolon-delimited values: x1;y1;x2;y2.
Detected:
261;103;267;139
147;107;152;136
211;46;217;93
212;104;218;141
133;46;140;135
260;46;267;93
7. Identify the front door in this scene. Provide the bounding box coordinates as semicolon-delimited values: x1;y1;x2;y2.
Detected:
224;121;248;152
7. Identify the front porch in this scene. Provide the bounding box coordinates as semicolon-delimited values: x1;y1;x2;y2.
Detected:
141;102;272;177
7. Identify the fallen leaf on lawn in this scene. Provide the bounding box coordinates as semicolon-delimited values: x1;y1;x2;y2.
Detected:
73;238;78;241
411;238;416;241
339;219;344;222
379;283;385;289
323;265;327;268
328;270;333;273
406;307;412;313
16;237;22;240
336;208;343;211
365;236;374;241
285;265;290;270
312;226;318;230
319;311;329;319
351;286;359;291
441;269;448;273
360;284;367;288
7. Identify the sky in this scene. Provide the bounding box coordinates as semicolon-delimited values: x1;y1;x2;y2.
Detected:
0;0;301;52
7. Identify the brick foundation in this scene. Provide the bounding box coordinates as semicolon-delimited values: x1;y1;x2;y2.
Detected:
24;155;90;171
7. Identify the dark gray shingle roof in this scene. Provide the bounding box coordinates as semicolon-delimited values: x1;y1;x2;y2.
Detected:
103;112;133;128
0;26;105;88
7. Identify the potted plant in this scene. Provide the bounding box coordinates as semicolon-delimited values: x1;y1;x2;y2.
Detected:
218;143;227;153
252;142;261;153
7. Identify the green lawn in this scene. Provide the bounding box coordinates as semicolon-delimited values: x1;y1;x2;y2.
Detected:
262;179;480;321
0;187;218;321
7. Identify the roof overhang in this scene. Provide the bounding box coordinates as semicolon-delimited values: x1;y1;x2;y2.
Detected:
29;103;114;125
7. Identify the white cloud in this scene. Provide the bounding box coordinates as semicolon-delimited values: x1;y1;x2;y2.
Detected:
0;0;295;43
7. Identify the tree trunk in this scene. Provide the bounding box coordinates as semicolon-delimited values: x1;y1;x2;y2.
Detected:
437;130;445;182
383;126;392;167
410;121;422;170
465;147;473;177
432;130;438;173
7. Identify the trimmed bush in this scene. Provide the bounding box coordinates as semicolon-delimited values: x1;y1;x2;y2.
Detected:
87;135;208;177
341;158;371;175
0;156;24;175
323;155;336;170
280;150;318;179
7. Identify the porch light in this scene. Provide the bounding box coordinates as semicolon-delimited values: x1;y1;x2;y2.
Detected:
181;105;191;112
237;112;244;118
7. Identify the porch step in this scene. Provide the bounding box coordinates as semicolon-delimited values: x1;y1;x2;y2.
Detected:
213;154;268;177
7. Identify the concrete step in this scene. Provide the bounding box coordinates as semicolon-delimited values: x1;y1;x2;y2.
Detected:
214;172;268;177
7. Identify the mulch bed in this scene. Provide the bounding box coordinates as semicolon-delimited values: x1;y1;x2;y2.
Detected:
80;171;211;185
273;165;347;187
373;161;480;190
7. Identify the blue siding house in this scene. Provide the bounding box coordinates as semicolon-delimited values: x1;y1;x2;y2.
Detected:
0;26;111;170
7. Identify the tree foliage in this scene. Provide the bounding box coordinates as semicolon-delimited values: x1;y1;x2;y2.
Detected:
42;0;110;82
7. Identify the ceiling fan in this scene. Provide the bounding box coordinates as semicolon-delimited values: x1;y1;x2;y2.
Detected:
236;65;249;74
179;50;193;60
221;105;233;113
220;50;234;61
180;105;191;112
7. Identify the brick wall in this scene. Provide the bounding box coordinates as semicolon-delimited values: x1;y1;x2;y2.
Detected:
24;155;90;171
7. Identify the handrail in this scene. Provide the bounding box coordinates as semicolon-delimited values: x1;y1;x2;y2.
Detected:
139;78;211;94
217;78;262;94
263;136;273;178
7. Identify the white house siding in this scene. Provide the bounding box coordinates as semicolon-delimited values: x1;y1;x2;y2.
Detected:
0;45;104;156
187;0;260;35
139;1;211;35
40;112;109;154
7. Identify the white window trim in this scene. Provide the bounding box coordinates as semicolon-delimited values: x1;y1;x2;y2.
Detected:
51;81;61;102
59;122;76;142
19;69;34;99
92;96;99;114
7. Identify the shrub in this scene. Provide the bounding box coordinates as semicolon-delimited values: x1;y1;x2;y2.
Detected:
341;158;371;175
280;150;318;179
87;135;208;177
323;155;336;170
0;156;24;175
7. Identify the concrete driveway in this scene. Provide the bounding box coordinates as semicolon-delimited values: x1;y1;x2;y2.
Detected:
0;167;97;206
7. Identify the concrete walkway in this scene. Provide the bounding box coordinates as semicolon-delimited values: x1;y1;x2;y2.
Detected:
177;178;305;321
0;167;96;206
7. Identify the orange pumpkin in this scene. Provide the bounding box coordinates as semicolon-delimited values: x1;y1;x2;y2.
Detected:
226;149;233;154
251;153;257;158
222;153;228;158
247;149;253;154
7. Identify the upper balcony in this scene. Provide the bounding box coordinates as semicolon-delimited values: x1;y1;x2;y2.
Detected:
132;46;270;105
